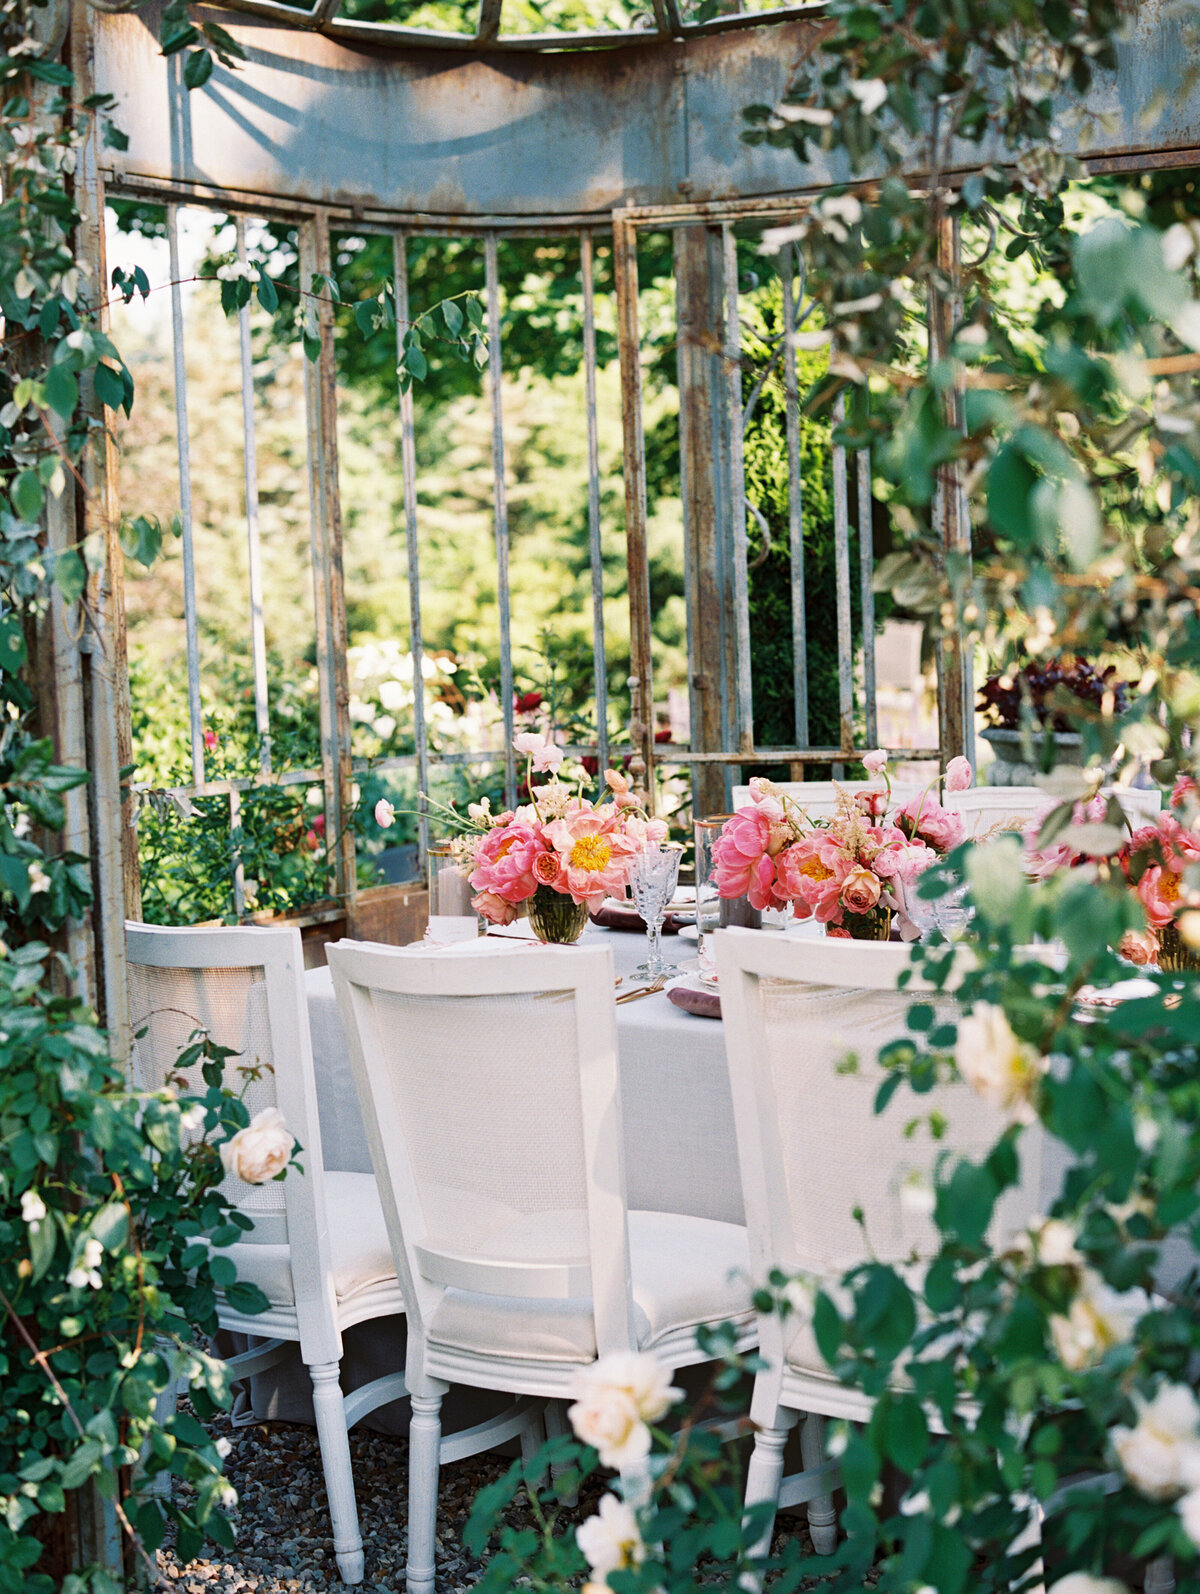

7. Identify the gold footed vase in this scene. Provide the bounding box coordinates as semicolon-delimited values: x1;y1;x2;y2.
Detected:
1157;923;1200;973
526;884;589;945
843;906;892;942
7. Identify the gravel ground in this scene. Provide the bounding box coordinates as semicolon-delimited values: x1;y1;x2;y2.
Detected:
153;1406;843;1593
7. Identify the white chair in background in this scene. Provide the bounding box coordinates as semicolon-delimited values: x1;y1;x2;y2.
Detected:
126;922;409;1584
947;784;1161;838
732;780;926;817
714;930;1045;1561
326;938;756;1594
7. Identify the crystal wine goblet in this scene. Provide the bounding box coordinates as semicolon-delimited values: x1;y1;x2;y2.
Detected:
627;842;683;980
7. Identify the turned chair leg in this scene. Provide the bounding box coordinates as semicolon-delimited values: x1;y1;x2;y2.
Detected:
308;1361;365;1585
743;1409;798;1563
1145;1558;1175;1594
407;1387;445;1594
520;1406;548;1462
800;1413;837;1555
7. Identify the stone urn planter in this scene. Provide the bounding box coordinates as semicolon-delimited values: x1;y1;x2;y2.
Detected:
981;726;1084;787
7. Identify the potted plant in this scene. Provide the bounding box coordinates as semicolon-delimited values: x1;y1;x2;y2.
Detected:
977;657;1129;786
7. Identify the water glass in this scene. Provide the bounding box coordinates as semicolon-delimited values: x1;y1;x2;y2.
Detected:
426;841;480;944
693;815;728;981
627;843;683;979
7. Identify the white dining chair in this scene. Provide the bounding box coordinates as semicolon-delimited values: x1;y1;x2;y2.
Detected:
125;922;409;1585
714;930;1045;1561
326;937;757;1594
947;784;1161;838
732;780;925;817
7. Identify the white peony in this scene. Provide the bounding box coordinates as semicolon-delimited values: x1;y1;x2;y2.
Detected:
1178;1484;1200;1548
1047;1577;1129;1594
20;1190;46;1230
576;1493;644;1579
1049;1271;1149;1371
955;1003;1046;1125
219;1107;295;1186
1111;1383;1200;1500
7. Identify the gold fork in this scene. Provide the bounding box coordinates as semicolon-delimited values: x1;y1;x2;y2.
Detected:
615;976;669;1005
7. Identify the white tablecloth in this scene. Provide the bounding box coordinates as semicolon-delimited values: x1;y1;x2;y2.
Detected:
305;925;746;1225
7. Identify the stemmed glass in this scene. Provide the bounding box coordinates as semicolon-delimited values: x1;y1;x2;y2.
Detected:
627;843;683;980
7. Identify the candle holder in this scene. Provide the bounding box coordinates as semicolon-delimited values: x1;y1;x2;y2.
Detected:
425;841;481;943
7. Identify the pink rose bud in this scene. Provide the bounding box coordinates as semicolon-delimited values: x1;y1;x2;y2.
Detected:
945;756;974;793
862;748;888;776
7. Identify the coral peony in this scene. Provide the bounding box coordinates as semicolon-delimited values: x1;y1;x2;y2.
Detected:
1171;774;1199;809
775;835;853;923
542;809;638;906
472;890;517;926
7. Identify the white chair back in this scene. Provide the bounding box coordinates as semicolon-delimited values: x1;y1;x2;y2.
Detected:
714;930;1042;1287
326;940;637;1355
125;922;339;1353
731;780;926;818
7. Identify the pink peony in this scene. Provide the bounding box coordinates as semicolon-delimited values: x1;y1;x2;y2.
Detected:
468;820;546;905
542;809;638;906
622;815;669;848
472;890;516;926
712;806;779;911
875;839;935;882
841;866;882;915
897;794;966;855
945;756;974;793
1171;774;1199;810
1119;928;1159;967
827;926;852;939
775;835;854;924
863;749;888;776
1136;864;1181;929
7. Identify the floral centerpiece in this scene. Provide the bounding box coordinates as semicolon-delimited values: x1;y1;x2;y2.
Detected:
393;732;667;944
1024;777;1200;971
711;751;973;940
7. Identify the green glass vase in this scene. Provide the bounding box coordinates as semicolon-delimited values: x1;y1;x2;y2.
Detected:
526;884;589;945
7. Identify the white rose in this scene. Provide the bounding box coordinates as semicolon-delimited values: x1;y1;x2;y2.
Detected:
783;1275;817;1322
576;1493;644;1579
20;1191;46;1229
847;78;888;116
1111;1383;1200;1500
1047;1577;1129;1594
567;1388;649;1470
1178;1485;1200;1548
215;1436;232;1458
219;1107;295;1186
28;861;51;895
179;1104;206;1140
955;1003;1046;1125
1049;1271;1149;1371
1034;1218;1082;1267
576;1350;683;1424
67;1236;104;1290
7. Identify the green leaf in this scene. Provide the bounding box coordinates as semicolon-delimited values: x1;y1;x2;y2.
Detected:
183;49;214;88
223;1279;270;1315
12;469;44;521
0;612;27;671
54;547;87;604
442;298;463;336
404;343;428;381
256;272;279;314
354;299;379;337
93;361;125;410
44;363;78;420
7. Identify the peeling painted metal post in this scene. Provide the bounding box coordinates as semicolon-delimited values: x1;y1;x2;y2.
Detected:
484;231;517;808
613;213;656;810
780;241;808;769
676;222;733;819
930;216;973;769
300;213;355;917
230;787;245;917
580;229;610;782
167;203;205;789
831;392;854;778
857;442;877;749
721;222;754;757
235;216;271;774
393;233;430;863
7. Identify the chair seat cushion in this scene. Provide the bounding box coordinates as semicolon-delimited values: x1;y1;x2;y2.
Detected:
219;1172;398;1310
427;1210;753;1364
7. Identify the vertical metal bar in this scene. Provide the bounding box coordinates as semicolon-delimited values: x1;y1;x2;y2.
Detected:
235;217;271;774
857;443;878;748
580;230;610;781
230;788;245;917
721;222;754;757
300;214;355;915
929;215;974;769
780;243;808;757
394;233;430;864
167;203;205;787
612;214;656;811
484;231;517;808
831;391;854;777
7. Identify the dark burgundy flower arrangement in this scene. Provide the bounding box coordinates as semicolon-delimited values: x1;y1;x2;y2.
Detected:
978;657;1130;733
